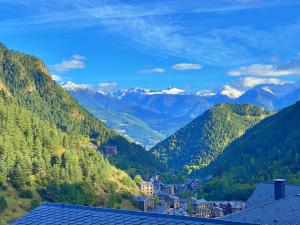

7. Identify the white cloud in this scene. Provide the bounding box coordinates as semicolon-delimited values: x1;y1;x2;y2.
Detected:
98;82;118;94
228;57;300;77
236;77;288;88
51;74;62;82
2;1;300;66
172;63;202;71
138;68;165;74
54;55;86;72
98;82;118;88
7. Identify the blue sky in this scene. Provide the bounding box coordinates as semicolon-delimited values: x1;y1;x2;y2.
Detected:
1;0;300;91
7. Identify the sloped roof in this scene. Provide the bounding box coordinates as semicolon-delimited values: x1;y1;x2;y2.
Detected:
11;203;255;225
246;182;300;208
222;194;300;225
133;196;150;202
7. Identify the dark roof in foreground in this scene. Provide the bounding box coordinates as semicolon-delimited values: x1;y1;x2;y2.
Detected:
223;194;300;225
12;203;256;225
246;182;300;208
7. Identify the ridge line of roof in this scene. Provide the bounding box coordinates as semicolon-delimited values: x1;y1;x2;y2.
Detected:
260;181;300;187
40;203;255;225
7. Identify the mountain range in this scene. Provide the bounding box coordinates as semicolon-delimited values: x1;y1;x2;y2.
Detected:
62;78;300;148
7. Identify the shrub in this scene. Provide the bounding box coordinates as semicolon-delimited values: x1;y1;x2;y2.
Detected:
18;189;33;198
0;196;7;212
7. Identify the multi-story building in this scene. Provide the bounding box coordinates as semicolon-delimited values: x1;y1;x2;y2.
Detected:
138;181;154;196
133;196;154;212
169;196;180;209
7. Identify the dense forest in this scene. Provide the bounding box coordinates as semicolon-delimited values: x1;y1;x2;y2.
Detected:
0;89;139;223
151;103;272;173
105;136;167;177
0;43;164;179
0;43;154;223
198;100;300;201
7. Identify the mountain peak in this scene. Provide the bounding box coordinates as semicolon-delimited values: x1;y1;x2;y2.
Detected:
220;85;244;99
61;81;92;91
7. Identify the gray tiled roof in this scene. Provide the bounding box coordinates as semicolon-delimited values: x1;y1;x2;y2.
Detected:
223;194;300;225
246;182;300;208
11;203;255;225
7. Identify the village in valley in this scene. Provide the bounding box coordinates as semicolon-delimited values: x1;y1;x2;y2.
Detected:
133;175;245;218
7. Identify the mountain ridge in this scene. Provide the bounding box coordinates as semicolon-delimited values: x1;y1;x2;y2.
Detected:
197;100;300;200
150;103;273;173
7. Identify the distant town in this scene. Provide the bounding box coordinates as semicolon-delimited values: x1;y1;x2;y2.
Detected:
133;175;245;218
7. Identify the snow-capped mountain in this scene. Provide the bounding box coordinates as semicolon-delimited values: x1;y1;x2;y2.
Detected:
60;81;92;91
112;87;185;99
61;77;300;148
196;77;290;99
145;87;185;95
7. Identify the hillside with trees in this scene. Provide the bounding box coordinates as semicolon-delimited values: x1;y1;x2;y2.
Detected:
151;103;272;173
0;43;163;223
198;100;300;200
0;43;165;177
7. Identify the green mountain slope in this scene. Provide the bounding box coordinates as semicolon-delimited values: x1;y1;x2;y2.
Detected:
0;44;113;145
151;103;272;173
0;43;163;223
0;90;139;224
0;43;165;178
198;101;300;201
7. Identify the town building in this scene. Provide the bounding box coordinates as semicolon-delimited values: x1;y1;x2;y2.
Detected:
137;181;154;196
193;208;211;218
191;198;212;218
169;195;180;209
166;185;175;195
212;207;224;218
133;196;154;212
192;198;209;211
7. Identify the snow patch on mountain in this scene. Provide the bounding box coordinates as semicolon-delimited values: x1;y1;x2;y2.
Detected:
61;81;91;91
220;85;244;99
261;86;275;95
145;88;185;95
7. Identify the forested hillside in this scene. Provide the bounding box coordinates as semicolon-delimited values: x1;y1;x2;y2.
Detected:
151;103;272;173
0;43;164;178
0;43;158;223
0;90;138;223
198;101;300;201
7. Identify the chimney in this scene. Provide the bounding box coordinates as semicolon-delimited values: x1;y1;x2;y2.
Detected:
274;179;286;200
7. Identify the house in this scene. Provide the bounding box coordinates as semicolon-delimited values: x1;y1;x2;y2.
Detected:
12;203;256;225
137;181;154;196
192;198;209;211
102;146;117;156
222;179;300;225
133;196;154;212
168;195;180;209
231;202;245;213
160;184;175;196
212;207;224;218
191;198;212;218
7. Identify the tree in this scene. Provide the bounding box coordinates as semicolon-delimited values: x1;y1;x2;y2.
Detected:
0;196;7;212
133;175;143;184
